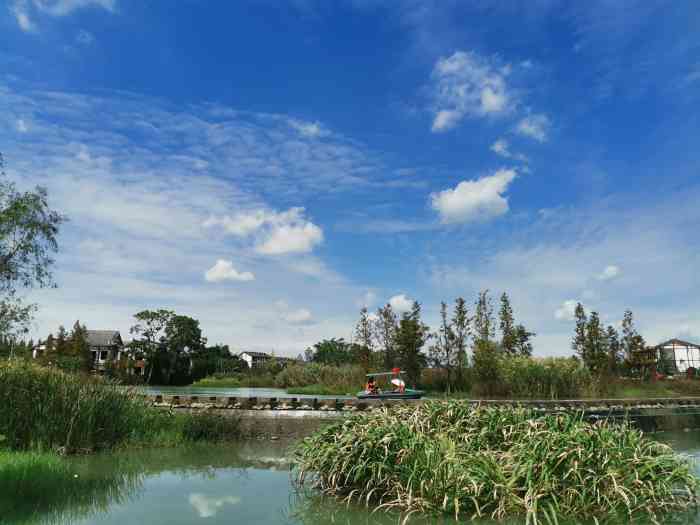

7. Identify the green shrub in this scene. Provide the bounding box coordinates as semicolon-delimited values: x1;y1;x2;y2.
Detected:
295;402;698;523
275;363;365;394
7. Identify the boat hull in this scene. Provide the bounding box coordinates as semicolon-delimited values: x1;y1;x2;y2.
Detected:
356;389;424;400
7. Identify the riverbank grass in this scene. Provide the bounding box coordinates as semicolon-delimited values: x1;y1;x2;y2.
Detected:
295;402;698;523
0;361;239;453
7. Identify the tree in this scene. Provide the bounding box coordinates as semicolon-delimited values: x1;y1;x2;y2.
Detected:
0;153;65;338
374;304;398;369
55;325;69;356
306;338;353;366
606;325;622;376
499;292;517;355
513;324;535;357
572;303;587;362
429;302;457;392
452;297;471;387
621;310;646;359
129;309;174;384
584;311;608;374
161;314;206;385
353;307;374;371
395;301;429;387
473;290;495;346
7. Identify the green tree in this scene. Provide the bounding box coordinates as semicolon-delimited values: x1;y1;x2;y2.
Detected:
129;309;174;384
606;325;622;376
473;290;495;346
353;307;373;371
452;297;471;387
513;324;535;357
374;304;398;369
0;153;65;338
161;314;206;385
584;311;608;374
499;292;517;355
429;301;459;393
307;338;353;366
572;303;587;363
395;301;429;387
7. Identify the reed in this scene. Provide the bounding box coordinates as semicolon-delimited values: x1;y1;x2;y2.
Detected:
294;402;698;523
0;361;239;452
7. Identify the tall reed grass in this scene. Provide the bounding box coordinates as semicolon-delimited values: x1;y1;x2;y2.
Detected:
294;402;698;523
0;361;239;452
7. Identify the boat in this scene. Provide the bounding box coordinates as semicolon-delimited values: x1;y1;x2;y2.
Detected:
356;370;425;400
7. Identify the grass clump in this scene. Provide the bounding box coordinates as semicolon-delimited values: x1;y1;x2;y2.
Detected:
294;402;698;523
0;361;239;452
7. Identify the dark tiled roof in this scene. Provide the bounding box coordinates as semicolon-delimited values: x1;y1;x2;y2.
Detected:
86;330;123;347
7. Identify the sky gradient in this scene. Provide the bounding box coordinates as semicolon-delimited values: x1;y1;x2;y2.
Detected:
2;0;699;355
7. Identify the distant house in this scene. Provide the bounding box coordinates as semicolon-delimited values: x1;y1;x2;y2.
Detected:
656;338;700;375
86;330;124;373
239;351;272;369
238;351;301;370
32;329;144;376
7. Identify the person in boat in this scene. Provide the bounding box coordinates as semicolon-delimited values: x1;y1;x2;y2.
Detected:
365;377;379;394
390;368;406;393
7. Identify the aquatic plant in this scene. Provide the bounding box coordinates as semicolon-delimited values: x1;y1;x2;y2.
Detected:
294;402;698;523
0;361;239;452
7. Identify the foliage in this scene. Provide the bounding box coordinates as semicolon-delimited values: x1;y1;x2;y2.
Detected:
395;301;429;387
0;361;239;453
473;290;495;345
374;303;398;369
274;363;365;394
471;340;502;397
0;153;65;337
295;402;698;523
305;338;355;366
180;411;240;442
353;307;373;371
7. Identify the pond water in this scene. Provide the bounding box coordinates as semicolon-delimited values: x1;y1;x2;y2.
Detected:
141;386;352;399
5;432;700;525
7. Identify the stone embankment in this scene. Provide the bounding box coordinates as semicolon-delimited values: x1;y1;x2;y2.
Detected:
147;394;700;439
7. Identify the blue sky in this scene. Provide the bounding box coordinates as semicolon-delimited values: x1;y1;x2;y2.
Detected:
2;0;699;355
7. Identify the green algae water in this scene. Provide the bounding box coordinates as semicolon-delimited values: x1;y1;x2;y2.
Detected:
2;431;700;525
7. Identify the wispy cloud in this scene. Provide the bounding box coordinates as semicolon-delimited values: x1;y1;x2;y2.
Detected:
11;0;116;32
516;114;550;142
490;138;528;162
430;51;513;132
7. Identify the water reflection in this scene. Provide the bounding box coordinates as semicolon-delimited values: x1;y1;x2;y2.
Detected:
188;493;241;518
4;433;700;525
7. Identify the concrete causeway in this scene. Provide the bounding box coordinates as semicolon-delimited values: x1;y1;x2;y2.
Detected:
146;394;700;439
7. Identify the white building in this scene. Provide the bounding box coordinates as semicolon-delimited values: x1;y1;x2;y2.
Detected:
657;338;700;374
239;351;272;369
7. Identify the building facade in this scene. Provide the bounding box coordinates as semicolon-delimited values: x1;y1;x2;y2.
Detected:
657;338;700;375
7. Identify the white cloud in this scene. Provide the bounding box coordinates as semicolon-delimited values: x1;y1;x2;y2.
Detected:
490;139;528;163
516;114;550;142
11;0;115;32
204;207;324;256
389;294;413;313
188;493;241;518
283;308;313;325
597;265;621;281
554;300;580;321
430;168;517;224
16;119;29;133
76;29;94;45
204;260;255;283
11;1;35;31
203;211;268;237
430;50;512;132
490;139;510;157
288;118;327;138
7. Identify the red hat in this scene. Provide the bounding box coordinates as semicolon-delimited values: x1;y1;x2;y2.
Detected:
391;367;401;374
